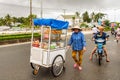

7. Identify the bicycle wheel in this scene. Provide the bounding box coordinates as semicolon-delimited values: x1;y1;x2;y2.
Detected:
51;55;65;77
98;54;102;66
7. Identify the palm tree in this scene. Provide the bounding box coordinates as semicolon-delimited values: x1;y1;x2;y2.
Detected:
90;12;95;22
72;16;75;27
12;17;17;26
94;13;105;22
75;11;81;23
82;11;91;23
98;13;105;19
4;14;12;27
0;17;5;26
28;14;37;28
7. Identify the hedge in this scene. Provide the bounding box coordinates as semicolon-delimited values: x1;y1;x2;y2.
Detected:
0;33;40;41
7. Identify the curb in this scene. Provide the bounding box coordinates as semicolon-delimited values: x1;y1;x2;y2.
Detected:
0;42;31;48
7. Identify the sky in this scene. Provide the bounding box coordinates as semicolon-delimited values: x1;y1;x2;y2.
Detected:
0;0;120;22
0;0;120;10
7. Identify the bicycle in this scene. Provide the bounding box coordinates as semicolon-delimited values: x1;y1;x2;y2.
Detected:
95;38;106;65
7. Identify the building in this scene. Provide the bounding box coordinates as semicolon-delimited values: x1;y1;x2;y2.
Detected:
57;14;82;27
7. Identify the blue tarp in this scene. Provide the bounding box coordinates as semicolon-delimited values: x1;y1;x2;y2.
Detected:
33;18;69;30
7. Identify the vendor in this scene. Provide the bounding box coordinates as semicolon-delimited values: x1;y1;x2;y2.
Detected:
67;25;86;71
32;38;40;47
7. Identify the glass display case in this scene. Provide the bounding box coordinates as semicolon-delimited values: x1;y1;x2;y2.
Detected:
32;26;67;50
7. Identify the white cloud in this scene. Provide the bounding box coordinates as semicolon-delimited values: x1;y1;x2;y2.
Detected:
0;0;119;9
1;0;120;21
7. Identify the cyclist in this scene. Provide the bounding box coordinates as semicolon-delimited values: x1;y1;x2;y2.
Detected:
116;26;120;43
111;26;115;35
89;26;110;62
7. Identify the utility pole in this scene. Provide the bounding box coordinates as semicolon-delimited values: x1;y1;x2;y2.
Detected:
63;9;66;21
40;0;43;18
30;0;32;27
30;0;34;44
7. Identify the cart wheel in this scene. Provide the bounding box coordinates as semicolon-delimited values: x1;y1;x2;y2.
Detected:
51;55;65;77
30;63;40;76
31;63;39;69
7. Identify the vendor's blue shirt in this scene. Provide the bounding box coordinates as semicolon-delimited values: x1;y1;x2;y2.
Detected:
68;32;86;51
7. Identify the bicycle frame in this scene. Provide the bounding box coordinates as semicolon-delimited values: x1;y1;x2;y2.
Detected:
97;43;103;54
95;38;105;65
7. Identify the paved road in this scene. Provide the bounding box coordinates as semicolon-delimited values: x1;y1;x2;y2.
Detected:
0;33;120;80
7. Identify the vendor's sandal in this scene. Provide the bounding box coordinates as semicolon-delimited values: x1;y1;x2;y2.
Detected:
78;66;82;71
74;63;78;68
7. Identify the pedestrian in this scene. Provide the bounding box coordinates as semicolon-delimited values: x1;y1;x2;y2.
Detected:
92;25;99;39
116;26;120;43
111;26;115;35
92;25;99;35
32;38;40;47
67;25;86;71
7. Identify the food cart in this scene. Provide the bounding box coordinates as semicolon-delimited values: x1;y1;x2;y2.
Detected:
30;18;69;77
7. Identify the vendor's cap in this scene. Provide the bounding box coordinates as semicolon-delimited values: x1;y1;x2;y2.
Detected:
72;25;82;30
98;26;104;30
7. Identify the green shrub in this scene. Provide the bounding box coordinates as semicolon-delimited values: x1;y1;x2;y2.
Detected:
104;26;110;31
0;33;40;41
80;23;88;28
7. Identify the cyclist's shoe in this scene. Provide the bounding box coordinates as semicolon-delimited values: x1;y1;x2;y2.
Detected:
74;63;78;68
78;66;82;71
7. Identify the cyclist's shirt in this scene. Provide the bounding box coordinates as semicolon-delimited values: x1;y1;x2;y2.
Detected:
94;32;107;45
